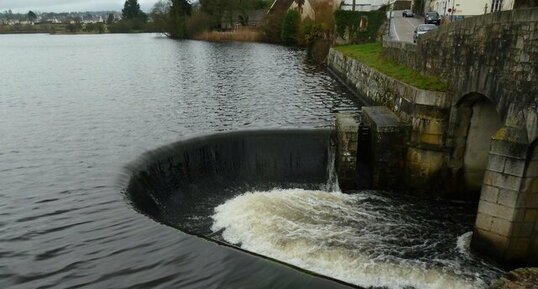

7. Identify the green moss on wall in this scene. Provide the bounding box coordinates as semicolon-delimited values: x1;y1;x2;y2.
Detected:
335;43;449;92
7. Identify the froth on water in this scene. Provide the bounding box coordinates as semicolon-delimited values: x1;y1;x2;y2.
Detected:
211;189;504;289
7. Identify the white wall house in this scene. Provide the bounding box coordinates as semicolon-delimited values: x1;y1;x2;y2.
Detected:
288;0;343;20
341;0;390;11
426;0;515;17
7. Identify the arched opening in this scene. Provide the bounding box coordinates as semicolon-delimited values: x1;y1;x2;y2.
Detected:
457;94;503;193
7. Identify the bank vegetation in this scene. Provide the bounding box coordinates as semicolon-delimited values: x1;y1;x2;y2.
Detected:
148;0;386;61
335;43;448;91
1;0;388;62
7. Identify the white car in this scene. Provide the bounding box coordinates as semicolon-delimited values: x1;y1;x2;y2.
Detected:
402;10;414;17
413;24;438;43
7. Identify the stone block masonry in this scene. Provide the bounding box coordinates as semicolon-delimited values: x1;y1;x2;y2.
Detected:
335;113;359;190
328;8;538;267
327;48;451;190
417;9;538;129
382;39;418;70
335;109;410;190
471;127;538;267
361;106;410;189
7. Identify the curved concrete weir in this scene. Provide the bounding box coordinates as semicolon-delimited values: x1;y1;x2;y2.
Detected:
122;129;504;289
122;129;361;288
124;128;335;240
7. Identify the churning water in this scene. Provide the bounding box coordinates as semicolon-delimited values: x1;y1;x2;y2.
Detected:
211;189;504;289
124;128;505;289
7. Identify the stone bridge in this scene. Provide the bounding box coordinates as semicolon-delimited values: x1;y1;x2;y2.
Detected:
329;8;538;267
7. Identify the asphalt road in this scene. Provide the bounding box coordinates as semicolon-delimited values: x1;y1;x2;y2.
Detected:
389;10;424;43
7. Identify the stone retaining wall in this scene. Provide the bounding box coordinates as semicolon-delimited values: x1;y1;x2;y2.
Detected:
382;39;418;70
328;8;538;267
327;48;453;189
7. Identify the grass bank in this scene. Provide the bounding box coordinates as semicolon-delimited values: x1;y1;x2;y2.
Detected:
334;43;448;92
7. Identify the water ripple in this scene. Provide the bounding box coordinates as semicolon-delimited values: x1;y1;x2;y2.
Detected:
0;34;360;289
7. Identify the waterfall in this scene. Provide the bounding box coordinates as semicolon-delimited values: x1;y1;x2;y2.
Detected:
325;139;340;192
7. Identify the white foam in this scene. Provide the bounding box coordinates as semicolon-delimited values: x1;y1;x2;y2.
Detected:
457;231;473;257
211;189;488;289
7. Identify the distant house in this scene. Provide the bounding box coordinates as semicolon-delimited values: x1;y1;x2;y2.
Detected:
286;0;340;19
340;0;389;11
425;0;515;17
219;9;269;30
268;0;295;14
268;0;342;19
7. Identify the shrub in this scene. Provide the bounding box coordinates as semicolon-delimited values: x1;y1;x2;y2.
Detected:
186;11;213;38
107;20;141;33
262;10;286;43
334;9;385;43
281;9;300;45
303;2;335;61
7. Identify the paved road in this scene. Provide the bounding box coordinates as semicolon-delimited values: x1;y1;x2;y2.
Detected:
389;10;424;43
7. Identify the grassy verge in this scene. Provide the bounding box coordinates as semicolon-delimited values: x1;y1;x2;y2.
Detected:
334;43;448;92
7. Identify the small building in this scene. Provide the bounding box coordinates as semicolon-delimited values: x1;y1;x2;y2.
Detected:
269;0;342;20
219;9;269;30
340;0;389;11
425;0;515;18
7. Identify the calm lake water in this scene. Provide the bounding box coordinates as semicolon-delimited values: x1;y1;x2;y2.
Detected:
0;33;359;289
0;34;502;289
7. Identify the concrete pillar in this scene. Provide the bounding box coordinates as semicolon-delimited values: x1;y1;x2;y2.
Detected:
335;113;359;190
362;107;411;189
471;126;538;268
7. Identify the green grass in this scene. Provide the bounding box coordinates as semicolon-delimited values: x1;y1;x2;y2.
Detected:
334;43;449;92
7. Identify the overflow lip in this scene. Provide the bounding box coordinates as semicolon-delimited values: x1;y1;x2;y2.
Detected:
118;128;361;288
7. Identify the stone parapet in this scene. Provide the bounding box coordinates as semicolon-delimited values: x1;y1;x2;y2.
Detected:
418;8;538;124
382;39;418;70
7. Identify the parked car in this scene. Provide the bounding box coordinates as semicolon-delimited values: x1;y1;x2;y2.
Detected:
413;24;438;43
425;11;441;25
402;10;414;17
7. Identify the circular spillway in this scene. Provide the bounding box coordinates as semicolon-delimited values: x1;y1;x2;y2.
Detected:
124;129;334;237
124;129;504;289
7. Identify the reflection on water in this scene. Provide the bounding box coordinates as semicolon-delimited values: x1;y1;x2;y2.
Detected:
0;33;505;289
0;34;359;289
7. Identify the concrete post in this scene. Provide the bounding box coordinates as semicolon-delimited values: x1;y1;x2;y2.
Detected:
471;126;538;267
335;113;359;190
362;106;411;189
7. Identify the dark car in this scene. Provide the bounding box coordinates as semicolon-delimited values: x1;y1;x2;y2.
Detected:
425;12;441;25
402;9;414;17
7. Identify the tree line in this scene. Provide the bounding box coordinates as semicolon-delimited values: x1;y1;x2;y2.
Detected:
146;0;272;38
146;0;336;46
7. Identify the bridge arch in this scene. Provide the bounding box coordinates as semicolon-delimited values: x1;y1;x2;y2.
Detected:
454;92;503;194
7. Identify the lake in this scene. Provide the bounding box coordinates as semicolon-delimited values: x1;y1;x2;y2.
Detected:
0;34;502;289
